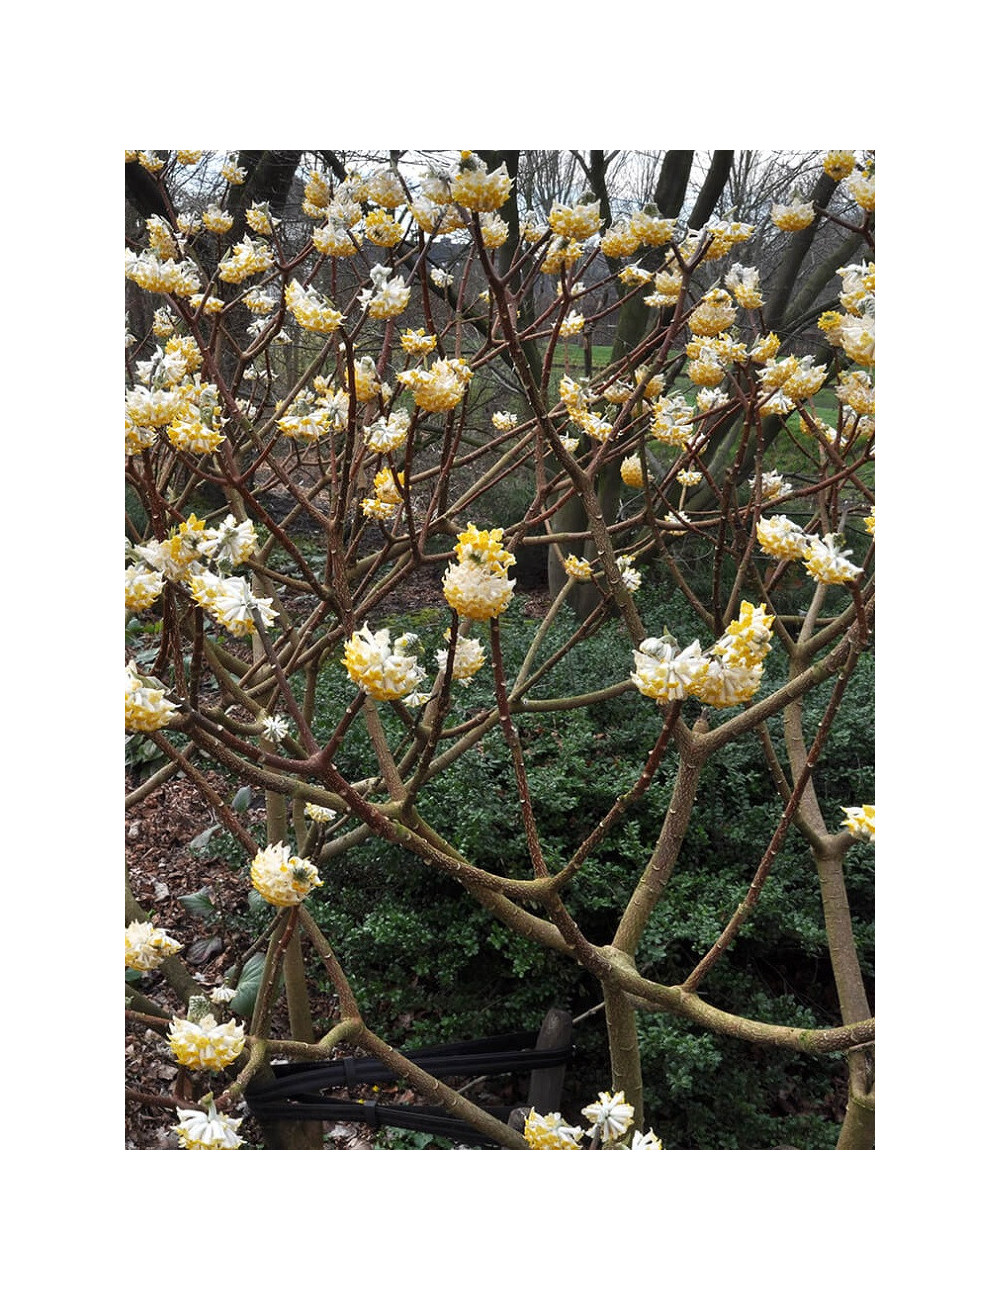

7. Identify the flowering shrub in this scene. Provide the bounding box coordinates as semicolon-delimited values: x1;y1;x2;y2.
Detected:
125;149;874;1151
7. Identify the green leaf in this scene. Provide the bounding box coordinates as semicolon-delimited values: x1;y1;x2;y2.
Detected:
188;826;219;852
178;887;216;920
231;786;254;814
228;952;266;1017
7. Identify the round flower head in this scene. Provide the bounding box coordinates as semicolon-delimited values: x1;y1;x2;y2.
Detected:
343;624;427;701
620;455;644;488
558;311;586;338
632;637;708;703
401;328;437;357
842;804;875;843
771;199;815;231
630;209;675;247
260;714;289;744
548;199;602;240
167;413;226;455
198;515;257;568
823;150;856;181
581;1091;635;1144
644;267;684;308
251;842;324;907
804;534;862;585
397;358;472;412
364;411;410;454
125;921;181;971
305;802;337;823
362;169;407;209
757;515;809;561
285;280;343;334
203;577;277;638
168;1014;245;1072
443;562;515;621
202;204;234;235
709;601;774;669
491;410;519;431
436;632;486;683
126;660;179;732
630;1129;663;1151
690;657;763;708
364;208;405;248
676;469;703;487
480;211;509;248
314;222;358;258
847;170;875;211
125;565;164;612
523;1108;584;1150
601;221;641;259
562;554;593;581
173;1097;245;1150
724;263;764;311
450;156;512;212
689;288;736;337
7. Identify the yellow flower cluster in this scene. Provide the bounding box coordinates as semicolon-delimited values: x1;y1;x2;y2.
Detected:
363;411;410;453
450;156;512;212
218;236;273;284
365;267;411;320
771;199;814;231
348;355;383;403
480;212;509;249
523;1108;584;1150
803;534;863;585
847;170;875;211
841;804;875;843
314;221;357;258
823;150;856;181
173;1098;245;1150
246;202;276;235
362;467;406;520
540;238;583;275
562;554;593;581
125;249;201;297
250;842;324;907
168;1014;245;1071
125;564;164;612
689;288;737;337
278;404;330;444
401;328;437;356
724;263;764;311
436;632;486;683
364;209;404;247
644;267;684;308
549;199;602;240
632;602;774;709
342;624;427;701
692;219;754;261
649;394;695;447
285;280;344;334
125;921;181;971
188;574;278;637
620;455;644;488
397;357;472;412
303;169;331;215
202;204;234;235
362;169;407;209
442;523;516;621
126;660;179;732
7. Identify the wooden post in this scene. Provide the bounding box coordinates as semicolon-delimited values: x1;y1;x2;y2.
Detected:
526;1008;572;1115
